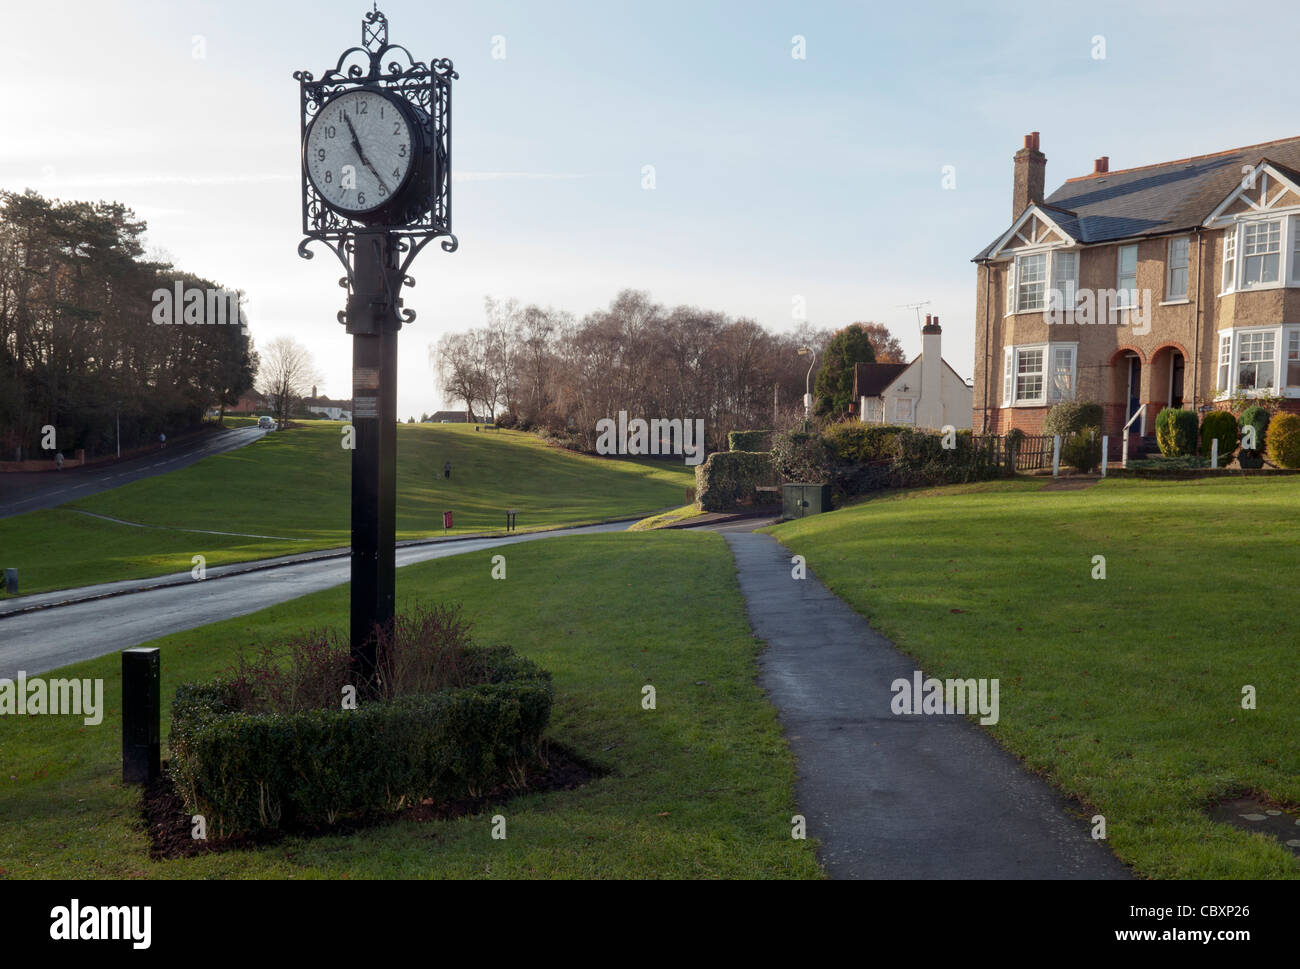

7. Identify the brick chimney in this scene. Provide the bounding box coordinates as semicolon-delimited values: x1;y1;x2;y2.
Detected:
1093;156;1109;174
1013;132;1046;219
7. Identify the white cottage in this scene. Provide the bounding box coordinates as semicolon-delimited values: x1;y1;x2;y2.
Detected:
854;316;973;429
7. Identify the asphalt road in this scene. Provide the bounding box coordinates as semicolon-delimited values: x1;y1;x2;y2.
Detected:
0;522;627;678
716;520;1130;880
0;426;265;520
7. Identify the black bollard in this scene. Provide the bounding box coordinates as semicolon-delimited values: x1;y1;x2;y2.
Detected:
122;648;160;784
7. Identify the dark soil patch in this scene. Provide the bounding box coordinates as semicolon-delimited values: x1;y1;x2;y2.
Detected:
142;741;608;860
1206;792;1300;857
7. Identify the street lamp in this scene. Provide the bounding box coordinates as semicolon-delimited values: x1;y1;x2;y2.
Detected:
797;346;817;421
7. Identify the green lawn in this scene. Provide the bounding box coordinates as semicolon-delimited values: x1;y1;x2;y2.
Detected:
770;475;1300;879
0;422;694;596
0;532;821;879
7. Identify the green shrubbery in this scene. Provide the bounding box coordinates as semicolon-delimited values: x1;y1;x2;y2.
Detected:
1044;400;1104;437
1238;405;1271;453
1266;412;1300;468
694;450;775;511
1198;410;1238;465
168;604;553;837
1124;455;1210;471
1155;407;1197;456
822;423;907;464
1061;426;1102;472
727;429;771;452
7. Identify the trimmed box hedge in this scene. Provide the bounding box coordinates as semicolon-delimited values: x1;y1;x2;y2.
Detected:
169;645;552;837
727;429;772;452
695;450;775;511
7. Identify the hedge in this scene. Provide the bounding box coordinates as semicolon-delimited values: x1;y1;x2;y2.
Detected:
1061;426;1102;472
694;450;775;511
1044;400;1104;437
1155;407;1197;457
1266;412;1300;468
1198;410;1238;465
822;423;907;464
727;429;771;452
169;645;552;837
1239;405;1271;452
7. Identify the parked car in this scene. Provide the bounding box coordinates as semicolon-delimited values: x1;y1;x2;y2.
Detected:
258;416;275;430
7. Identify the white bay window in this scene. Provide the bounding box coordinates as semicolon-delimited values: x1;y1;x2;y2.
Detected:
1214;326;1300;396
1001;342;1077;406
1009;248;1078;314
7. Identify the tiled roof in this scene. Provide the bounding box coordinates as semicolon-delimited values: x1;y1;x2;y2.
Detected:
853;362;909;398
973;135;1300;260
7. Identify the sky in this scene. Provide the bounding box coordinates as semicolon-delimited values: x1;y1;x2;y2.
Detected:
5;0;1300;418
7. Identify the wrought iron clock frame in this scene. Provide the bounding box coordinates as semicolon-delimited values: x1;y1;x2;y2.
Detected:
294;8;457;326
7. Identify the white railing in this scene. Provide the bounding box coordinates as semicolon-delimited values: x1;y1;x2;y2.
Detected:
1120;404;1147;469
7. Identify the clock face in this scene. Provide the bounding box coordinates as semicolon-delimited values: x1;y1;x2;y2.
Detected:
304;89;415;216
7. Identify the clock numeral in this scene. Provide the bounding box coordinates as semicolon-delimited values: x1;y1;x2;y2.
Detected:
324;170;333;184
392;167;401;178
357;191;366;206
325;125;336;139
380;106;385;119
358;101;368;115
316;149;326;161
398;144;407;158
393;123;401;136
378;185;387;197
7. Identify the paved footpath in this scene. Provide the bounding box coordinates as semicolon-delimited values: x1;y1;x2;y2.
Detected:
713;520;1130;880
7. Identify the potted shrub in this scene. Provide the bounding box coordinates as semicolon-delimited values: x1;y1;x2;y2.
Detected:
1238;405;1270;468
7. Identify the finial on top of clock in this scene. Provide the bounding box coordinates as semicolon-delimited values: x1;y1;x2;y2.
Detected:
362;6;388;53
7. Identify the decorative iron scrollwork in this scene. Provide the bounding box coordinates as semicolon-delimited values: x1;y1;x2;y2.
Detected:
295;6;456;303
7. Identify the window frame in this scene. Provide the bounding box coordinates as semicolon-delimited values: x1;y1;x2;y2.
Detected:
1116;244;1138;308
1002;341;1078;407
1007;247;1079;316
1214;325;1300;398
1165;236;1190;301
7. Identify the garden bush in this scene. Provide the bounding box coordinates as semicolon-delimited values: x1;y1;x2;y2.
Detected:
1061;426;1102;472
694;450;775;511
1265;412;1300;468
822;422;906;464
727;429;771;452
770;428;834;484
169;629;552;838
1155;407;1197;456
1044;399;1104;437
1239;405;1271;452
1198;410;1238;465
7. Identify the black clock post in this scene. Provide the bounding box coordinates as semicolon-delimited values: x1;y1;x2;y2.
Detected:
295;8;457;692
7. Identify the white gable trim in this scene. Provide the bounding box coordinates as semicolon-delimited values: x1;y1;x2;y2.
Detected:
987;204;1078;260
1203;162;1300;227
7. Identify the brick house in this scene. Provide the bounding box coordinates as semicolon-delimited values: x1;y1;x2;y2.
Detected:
972;131;1300;439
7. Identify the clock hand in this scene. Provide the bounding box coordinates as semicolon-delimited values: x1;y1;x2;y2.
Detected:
342;113;391;195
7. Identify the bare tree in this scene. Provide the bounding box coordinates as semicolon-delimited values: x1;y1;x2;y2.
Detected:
256;337;321;428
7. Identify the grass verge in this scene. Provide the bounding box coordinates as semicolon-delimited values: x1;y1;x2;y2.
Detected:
770;475;1300;879
0;531;821;879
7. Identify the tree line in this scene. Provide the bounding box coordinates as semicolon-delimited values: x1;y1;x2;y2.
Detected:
431;289;904;452
0;190;257;461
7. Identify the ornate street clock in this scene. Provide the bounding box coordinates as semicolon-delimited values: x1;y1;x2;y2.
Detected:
295;6;457;330
293;7;458;688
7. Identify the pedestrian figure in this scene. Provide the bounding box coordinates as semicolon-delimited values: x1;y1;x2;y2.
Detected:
443;460;452;480
160;432;167;449
55;451;63;471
